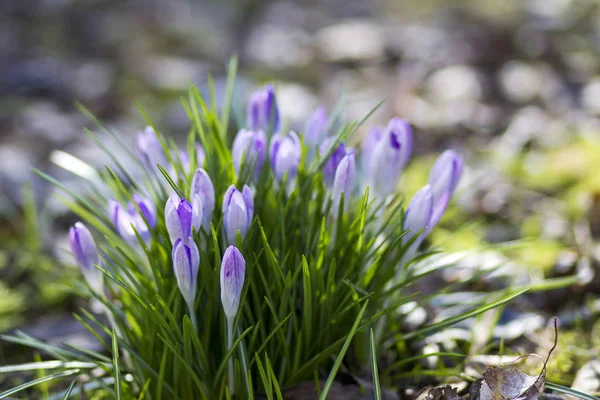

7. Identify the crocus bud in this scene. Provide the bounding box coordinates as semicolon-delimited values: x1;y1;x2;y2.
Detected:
361;126;383;172
304;107;328;148
269;131;301;181
110;198;152;245
136;126;167;173
247;84;280;134
172;237;200;306
130;194;157;228
69;222;103;295
190;168;215;231
220;245;246;320
402;185;434;259
364;118;412;199
165;193;201;243
332;152;356;215
319;138;348;187
222;185;254;245
232;129;267;178
428;150;464;229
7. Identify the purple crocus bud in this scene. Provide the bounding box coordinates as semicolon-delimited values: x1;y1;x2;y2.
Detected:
332;152;356;216
304;107;328;147
319;138;348;187
365;118;412;199
222;185;254;245
247;84;280;134
402;185;434;259
190;168;215;231
69;222;103;294
232;129;267;178
361;126;383;172
165;193;195;243
110;200;144;245
269;131;301;181
220;245;246;320
172;237;200;306
130;194;156;229
428;150;464;229
136;126;167;173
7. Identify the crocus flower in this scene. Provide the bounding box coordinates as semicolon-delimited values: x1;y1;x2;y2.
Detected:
190;168;215;231
165;193;202;244
402;185;434;262
232;129;267;178
220;245;246;320
110;195;156;245
136;126;167;173
172;237;200;306
364;118;412;199
222;185;254;245
332;152;356;216
269;131;301;181
304;107;328;148
428;150;464;229
129;194;157;228
361;126;383;173
69;222;103;295
247;84;280;134
319;138;348;187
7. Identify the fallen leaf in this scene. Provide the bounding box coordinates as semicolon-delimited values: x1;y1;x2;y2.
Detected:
469;318;559;400
425;385;462;400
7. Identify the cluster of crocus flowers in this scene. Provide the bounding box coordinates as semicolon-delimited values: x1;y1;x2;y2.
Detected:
68;83;464;361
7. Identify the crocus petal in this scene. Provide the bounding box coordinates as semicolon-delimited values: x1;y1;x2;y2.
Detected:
304;107;328;147
319;138;347;187
272;131;301;181
69;222;103;294
365;118;412;199
232;129;267;178
224;190;249;245
332;152;356;215
246;84;280;133
403;185;434;253
242;185;254;225
173;238;200;305
191;194;203;233
428;150;464;228
190;168;215;230
220;245;246;320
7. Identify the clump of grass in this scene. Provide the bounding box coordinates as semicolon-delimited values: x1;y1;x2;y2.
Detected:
1;59;529;399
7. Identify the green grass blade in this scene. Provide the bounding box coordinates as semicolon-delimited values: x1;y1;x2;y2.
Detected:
319;300;369;400
62;380;77;400
546;383;600;400
112;330;122;400
369;328;381;400
401;289;529;340
0;369;80;399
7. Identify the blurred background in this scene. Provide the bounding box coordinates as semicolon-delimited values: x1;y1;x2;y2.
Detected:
2;0;600;389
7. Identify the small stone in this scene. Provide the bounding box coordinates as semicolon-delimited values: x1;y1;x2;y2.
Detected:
317;20;385;62
499;61;543;103
426;65;481;104
246;24;313;69
582;78;600;115
143;57;206;91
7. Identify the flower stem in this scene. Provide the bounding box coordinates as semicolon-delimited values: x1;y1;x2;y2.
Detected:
227;317;234;395
188;302;198;332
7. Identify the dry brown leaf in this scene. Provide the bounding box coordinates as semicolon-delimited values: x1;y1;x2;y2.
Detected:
469;318;559;400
